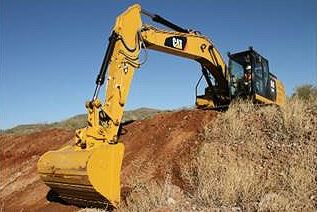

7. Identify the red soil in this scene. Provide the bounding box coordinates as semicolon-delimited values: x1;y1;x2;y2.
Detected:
0;109;217;211
0;129;77;212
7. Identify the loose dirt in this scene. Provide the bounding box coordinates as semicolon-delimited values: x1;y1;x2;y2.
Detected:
0;109;217;211
0;129;77;211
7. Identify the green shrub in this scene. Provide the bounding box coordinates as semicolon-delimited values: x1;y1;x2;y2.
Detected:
292;84;317;101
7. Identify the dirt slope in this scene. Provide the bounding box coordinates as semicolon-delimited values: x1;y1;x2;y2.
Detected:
120;109;217;193
0;109;217;211
0;129;78;211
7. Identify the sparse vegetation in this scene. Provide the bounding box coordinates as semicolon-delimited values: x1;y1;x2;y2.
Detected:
117;99;317;211
196;99;316;210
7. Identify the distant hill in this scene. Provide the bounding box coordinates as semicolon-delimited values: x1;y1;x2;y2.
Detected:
2;108;163;135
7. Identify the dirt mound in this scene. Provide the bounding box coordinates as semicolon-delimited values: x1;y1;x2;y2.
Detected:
120;109;217;192
0;109;217;211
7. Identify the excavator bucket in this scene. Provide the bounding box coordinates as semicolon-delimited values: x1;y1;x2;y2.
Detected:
37;143;124;208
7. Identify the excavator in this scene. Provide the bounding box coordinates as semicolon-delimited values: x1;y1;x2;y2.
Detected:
37;4;285;209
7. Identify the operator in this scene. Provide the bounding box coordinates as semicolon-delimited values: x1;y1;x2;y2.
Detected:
244;65;252;93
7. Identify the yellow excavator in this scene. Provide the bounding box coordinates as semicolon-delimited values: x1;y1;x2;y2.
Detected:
37;4;285;209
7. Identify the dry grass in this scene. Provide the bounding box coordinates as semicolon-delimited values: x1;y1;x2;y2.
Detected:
118;175;185;212
99;99;316;211
195;98;317;211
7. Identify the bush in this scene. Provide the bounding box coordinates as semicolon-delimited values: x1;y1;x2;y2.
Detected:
292;84;317;101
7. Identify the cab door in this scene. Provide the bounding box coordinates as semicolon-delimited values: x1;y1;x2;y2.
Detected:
252;55;269;98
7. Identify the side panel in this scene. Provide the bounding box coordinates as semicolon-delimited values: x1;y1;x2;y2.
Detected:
275;79;286;106
254;78;286;106
267;75;277;101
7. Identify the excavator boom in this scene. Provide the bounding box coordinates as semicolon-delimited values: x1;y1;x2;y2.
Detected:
37;4;285;209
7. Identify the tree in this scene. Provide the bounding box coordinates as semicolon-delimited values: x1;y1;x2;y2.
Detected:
292;84;317;100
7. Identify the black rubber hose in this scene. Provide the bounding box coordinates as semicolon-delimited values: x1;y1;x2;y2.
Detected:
152;15;189;33
95;31;119;85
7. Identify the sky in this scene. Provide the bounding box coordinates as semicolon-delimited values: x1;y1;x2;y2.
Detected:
1;0;316;129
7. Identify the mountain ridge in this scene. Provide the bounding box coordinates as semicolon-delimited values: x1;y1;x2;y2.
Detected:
1;107;163;135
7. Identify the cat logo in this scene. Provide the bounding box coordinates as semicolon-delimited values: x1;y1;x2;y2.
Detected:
172;37;183;49
164;36;187;50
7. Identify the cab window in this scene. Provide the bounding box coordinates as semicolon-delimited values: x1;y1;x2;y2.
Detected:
252;56;269;98
229;59;244;96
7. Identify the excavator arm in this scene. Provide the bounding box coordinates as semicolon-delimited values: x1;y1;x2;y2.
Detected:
85;4;230;145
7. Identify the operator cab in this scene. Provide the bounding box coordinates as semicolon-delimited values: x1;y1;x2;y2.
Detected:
228;47;277;103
